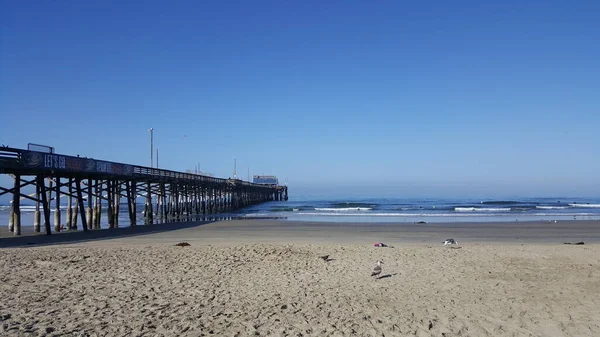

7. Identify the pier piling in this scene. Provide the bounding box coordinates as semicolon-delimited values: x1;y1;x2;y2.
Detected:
76;178;88;231
86;178;93;230
54;177;61;232
37;175;52;235
12;174;21;235
67;178;73;230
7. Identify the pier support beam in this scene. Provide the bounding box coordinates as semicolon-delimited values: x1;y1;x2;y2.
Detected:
8;203;14;233
145;182;152;225
76;178;88;232
131;182;138;226
34;181;41;232
54;177;61;232
67;178;73;230
126;181;135;226
12;174;21;235
195;185;201;217
86;178;93;230
160;183;166;222
202;187;206;214
94;181;102;229
175;184;181;220
38;175;52;235
72;178;79;230
107;180;114;229
113;181;120;228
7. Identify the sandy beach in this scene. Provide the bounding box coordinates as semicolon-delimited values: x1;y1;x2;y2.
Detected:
1;220;600;336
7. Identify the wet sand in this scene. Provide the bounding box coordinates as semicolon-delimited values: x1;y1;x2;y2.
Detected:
103;219;600;246
2;219;600;247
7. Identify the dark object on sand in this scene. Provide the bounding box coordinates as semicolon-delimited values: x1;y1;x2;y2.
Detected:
563;242;585;245
319;255;330;261
175;242;191;247
443;238;458;245
417;221;427;224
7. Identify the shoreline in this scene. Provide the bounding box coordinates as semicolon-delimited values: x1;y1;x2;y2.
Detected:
2;219;600;248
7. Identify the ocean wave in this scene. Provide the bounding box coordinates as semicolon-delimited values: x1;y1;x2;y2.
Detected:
455;207;511;212
314;207;372;212
536;206;567;210
330;202;376;209
285;212;489;217
271;207;294;212
394;206;440;211
569;204;600;208
270;207;299;212
241;213;270;217
286;212;597;217
512;206;536;211
480;200;522;205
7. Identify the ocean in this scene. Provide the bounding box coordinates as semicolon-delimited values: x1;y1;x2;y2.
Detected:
239;196;600;223
2;196;600;229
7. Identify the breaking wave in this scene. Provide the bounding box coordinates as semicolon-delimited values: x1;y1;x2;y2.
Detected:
454;207;511;212
314;207;372;212
569;204;600;208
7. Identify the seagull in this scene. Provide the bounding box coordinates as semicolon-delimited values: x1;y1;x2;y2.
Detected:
371;260;383;277
443;239;458;245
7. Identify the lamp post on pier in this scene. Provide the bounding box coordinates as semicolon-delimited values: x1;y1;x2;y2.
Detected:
146;127;154;224
148;128;154;169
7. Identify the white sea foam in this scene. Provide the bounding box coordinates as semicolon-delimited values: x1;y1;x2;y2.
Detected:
241;213;270;217
454;207;511;212
314;207;372;212
536;206;567;210
569;204;600;208
241;212;597;218
296;212;507;217
0;205;85;213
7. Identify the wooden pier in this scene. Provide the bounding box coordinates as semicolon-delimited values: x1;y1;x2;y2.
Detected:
0;146;288;236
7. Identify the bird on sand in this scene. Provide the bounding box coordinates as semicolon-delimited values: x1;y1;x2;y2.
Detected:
319;255;330;261
443;238;458;245
371;260;383;277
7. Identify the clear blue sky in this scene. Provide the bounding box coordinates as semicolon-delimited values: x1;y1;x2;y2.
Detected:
1;0;599;199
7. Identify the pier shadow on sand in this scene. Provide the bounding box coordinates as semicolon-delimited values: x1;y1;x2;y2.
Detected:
0;219;220;248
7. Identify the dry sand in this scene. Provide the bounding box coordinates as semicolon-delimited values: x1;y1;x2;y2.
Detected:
1;220;600;336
